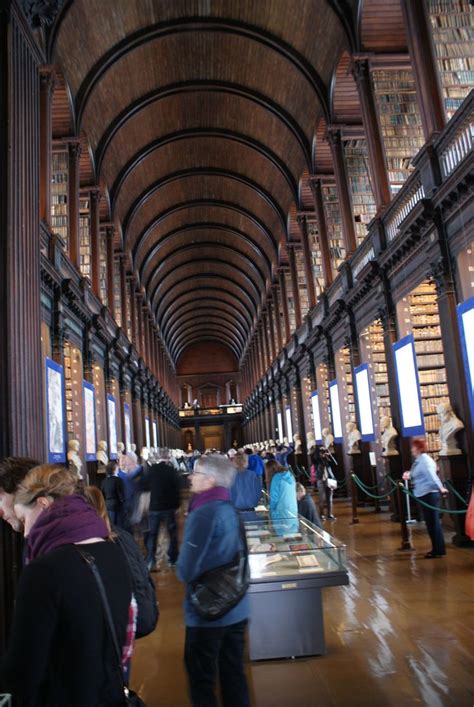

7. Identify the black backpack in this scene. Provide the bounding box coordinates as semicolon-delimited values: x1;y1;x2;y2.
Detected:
114;528;159;638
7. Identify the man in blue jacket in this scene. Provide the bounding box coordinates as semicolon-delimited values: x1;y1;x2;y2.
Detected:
177;454;250;707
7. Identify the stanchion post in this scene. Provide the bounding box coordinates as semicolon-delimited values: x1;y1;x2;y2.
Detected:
351;476;359;525
397;484;413;550
369;458;381;513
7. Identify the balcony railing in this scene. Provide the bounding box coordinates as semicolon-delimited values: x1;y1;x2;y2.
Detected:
436;89;473;181
179;404;243;418
384;172;425;244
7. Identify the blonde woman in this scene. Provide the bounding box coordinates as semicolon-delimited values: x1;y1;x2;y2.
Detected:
1;464;134;706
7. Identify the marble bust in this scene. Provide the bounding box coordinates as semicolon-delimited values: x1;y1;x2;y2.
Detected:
67;439;82;478
97;440;109;470
140;447;150;463
129;443;138;465
346;421;361;455
117;442;125;456
306;431;316;452
322;427;334;452
380;416;399;457
293;433;303;455
437;402;464;456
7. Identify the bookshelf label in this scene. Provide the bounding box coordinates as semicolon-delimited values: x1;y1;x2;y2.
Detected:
354;364;376;442
329;379;343;443
277;411;284;443
393;335;425;437
311;392;323;443
457;297;474;427
107;394;118;459
285;407;293;441
83;380;97;461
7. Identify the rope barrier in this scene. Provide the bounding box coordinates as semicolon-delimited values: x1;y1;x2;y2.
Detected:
352;471;392;491
351;474;396;500
397;483;467;514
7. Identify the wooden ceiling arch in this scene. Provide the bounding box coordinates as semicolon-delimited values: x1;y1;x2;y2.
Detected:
123;169;287;246
49;0;358;362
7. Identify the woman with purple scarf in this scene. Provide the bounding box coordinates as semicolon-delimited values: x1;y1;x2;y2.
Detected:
1;464;135;707
177;454;250;707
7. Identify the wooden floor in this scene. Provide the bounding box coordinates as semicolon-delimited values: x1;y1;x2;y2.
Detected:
131;499;474;707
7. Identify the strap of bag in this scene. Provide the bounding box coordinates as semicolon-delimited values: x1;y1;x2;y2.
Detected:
76;549;124;681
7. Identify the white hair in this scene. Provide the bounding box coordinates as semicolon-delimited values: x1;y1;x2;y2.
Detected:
194;454;236;489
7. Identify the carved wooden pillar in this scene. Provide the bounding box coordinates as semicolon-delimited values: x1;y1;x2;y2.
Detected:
136;291;143;357
272;283;283;351
39;66;55;225
297;214;317;309
105;225;115;318
351;57;391;210
287;244;302;329
261;313;270;370
327;128;357;255
279;268;291;342
310;178;333;286
90;189;101;298
67;139;81;268
401;0;446;140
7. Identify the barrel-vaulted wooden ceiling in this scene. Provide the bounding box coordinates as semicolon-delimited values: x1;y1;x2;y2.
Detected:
49;0;361;365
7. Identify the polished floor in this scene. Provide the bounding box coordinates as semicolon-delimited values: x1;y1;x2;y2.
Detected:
131;499;474;707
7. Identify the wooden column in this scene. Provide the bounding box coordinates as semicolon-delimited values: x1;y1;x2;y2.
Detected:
297;214;317;309
105;225;115;318
273;283;283;351
39;67;55;225
401;0;446;140
90;189;101;298
136;292;143;357
67;139;81;269
351;57;391;210
279;268;291;342
327;128;357;255
261;313;270;370
309;178;333;286
287;244;302;329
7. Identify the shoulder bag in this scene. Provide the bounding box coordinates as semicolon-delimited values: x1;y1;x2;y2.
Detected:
189;514;250;621
77;549;146;707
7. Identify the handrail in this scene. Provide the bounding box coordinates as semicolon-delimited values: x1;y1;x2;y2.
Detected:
384;172;425;244
435;90;474;181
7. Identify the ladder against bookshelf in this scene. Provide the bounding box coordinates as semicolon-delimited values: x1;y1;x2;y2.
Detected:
285;270;297;332
397;281;449;456
372;69;425;194
99;228;108;305
79;195;91;280
344;139;377;247
51;149;69;248
295;248;310;316
321;184;346;275
308;220;325;297
428;0;474;120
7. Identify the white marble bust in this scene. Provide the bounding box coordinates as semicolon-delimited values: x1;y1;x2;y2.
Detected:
346;421;361;455
306;431;316;451
129;443;138;464
437;403;464;456
322;427;334;452
117;442;125;456
380;416;399;457
67;439;82;478
140;447;150;462
97;440;109;470
293;433;302;455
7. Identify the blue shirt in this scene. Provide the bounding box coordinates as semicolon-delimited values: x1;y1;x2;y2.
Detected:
276;445;294;467
230;469;262;510
176;500;249;627
247;453;265;477
410;454;444;497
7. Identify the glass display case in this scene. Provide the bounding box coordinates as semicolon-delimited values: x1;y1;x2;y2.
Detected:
244;512;349;660
245;516;347;581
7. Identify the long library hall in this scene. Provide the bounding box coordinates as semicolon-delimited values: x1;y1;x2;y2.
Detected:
0;1;473;706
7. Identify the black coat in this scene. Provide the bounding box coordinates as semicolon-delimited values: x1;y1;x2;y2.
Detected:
298;494;322;528
147;461;181;512
101;475;125;511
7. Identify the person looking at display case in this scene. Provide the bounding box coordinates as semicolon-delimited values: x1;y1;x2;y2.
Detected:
403;438;448;558
296;483;322;528
267;461;297;518
311;447;337;521
230;451;262;511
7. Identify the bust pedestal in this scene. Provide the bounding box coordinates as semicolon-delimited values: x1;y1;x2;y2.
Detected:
438;455;472;547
